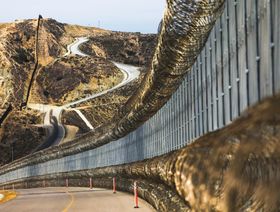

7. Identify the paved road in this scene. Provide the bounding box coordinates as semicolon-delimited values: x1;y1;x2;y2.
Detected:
0;187;154;212
64;37;89;57
28;106;65;151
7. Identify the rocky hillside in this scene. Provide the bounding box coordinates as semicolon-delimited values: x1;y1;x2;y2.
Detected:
0;18;156;165
0;20;36;109
80;32;156;66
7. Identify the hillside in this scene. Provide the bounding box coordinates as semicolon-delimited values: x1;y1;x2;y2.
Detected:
0;18;157;165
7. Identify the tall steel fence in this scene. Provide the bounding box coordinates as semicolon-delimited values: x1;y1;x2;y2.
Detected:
1;0;279;183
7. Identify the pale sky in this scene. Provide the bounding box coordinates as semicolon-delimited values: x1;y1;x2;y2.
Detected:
1;0;166;33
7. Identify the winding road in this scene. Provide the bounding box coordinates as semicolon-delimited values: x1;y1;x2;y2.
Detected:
28;37;140;147
0;187;154;211
64;37;89;57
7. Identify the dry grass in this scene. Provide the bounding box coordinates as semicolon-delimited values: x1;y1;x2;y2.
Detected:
0;190;17;204
64;24;111;37
0;24;7;31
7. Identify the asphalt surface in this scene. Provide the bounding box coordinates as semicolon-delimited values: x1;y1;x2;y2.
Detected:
64;37;89;57
0;187;154;212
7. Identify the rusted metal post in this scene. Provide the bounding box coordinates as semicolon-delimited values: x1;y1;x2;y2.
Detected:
134;181;139;208
113;177;116;194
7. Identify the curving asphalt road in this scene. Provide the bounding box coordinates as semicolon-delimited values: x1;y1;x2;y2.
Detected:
28;37;140;147
63;37;89;57
0;187;154;212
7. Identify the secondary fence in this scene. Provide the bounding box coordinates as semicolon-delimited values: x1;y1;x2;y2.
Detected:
0;105;13;127
21;15;42;108
0;0;279;183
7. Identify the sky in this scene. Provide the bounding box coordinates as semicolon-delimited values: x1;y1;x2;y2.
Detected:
0;0;166;33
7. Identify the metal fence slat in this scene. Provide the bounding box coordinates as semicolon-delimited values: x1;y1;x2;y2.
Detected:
198;55;203;136
206;40;213;131
222;2;231;124
237;0;248;112
194;62;199;137
246;0;259;105
215;17;224;128
229;0;239;120
211;29;218;130
201;48;208;133
272;0;280;93
259;0;273;98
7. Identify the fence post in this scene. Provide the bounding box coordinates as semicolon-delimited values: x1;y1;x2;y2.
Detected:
113;177;116;194
134;181;139;208
66;178;69;188
89;177;93;189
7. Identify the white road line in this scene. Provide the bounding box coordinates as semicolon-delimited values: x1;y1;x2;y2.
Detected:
73;109;94;130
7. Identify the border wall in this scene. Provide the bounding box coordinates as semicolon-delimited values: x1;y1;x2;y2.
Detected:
0;0;279;184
